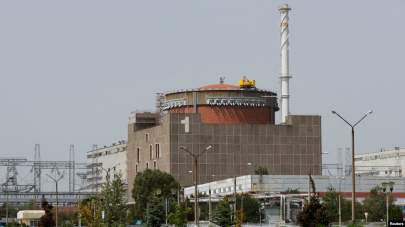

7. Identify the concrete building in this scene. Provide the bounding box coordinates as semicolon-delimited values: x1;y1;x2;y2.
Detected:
184;175;405;203
355;147;404;177
184;175;405;224
85;141;127;192
16;210;45;227
127;79;322;201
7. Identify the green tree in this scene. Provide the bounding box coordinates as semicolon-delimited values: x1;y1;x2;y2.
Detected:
132;169;179;220
322;187;352;222
363;185;403;222
390;205;404;222
79;196;103;227
145;195;165;227
39;198;55;227
168;203;191;227
100;173;127;226
212;198;232;227
297;196;329;227
296;175;330;227
254;166;269;175
235;193;261;223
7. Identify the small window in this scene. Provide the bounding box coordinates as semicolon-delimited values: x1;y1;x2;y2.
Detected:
155;144;160;159
146;162;149;169
146;133;149;142
150;145;153;160
137;148;140;163
135;164;138;173
153;161;157;169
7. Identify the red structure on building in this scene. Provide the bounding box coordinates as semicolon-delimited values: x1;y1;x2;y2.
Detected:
163;79;279;124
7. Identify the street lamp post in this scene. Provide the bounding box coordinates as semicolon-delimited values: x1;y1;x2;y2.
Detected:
332;110;373;222
209;174;215;223
337;176;345;227
46;173;64;227
382;182;394;227
180;145;213;227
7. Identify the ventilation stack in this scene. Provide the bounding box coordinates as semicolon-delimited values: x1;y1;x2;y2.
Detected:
279;4;291;123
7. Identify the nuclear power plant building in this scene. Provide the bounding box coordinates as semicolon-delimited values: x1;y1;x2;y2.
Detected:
127;79;322;199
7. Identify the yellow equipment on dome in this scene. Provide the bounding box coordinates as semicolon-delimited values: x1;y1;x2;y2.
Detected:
239;76;256;89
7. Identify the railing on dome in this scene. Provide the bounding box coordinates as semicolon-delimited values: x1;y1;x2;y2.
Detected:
206;97;268;107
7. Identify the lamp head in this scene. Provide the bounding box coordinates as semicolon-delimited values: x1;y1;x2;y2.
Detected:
366;110;373;115
205;145;213;151
331;110;337;114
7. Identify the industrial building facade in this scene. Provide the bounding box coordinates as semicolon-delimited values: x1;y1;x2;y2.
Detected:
127;81;322;200
85;141;128;192
355;147;404;177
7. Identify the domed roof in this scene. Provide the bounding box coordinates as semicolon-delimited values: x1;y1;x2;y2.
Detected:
199;83;240;90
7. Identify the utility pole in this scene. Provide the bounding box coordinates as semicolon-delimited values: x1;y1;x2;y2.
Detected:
332;110;373;222
5;186;9;226
180;145;213;227
382;182;394;227
46;172;64;227
208;174;215;223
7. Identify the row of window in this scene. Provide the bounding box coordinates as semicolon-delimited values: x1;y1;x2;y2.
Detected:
136;143;161;163
135;161;158;173
200;185;243;195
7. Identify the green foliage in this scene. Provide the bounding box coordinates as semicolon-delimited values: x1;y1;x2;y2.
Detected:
79;196;103;227
145;195;165;227
4;222;28;227
39;198;55;227
132;169;179;220
284;188;300;194
79;173;127;227
168;203;191;227
297;175;330;227
235;193;261;223
390;205;404;222
297;196;330;227
254;166;269;175
362;185;403;222
212;198;233;227
100;173;127;226
322;187;351;222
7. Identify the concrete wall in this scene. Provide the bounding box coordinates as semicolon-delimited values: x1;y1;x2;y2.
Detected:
127;113;322;200
170;114;322;186
127;115;171;201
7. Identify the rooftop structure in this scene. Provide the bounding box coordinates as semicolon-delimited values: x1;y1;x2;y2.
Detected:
162;77;278;124
355;147;404;177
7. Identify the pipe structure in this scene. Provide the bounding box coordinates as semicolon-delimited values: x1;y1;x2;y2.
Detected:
279;4;292;123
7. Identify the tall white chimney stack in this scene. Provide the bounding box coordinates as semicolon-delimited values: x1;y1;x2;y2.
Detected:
279;4;291;124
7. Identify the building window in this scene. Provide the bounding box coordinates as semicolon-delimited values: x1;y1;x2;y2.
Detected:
155;144;160;159
153;161;157;169
135;164;138;173
146;162;149;169
137;148;140;163
150;145;153;160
